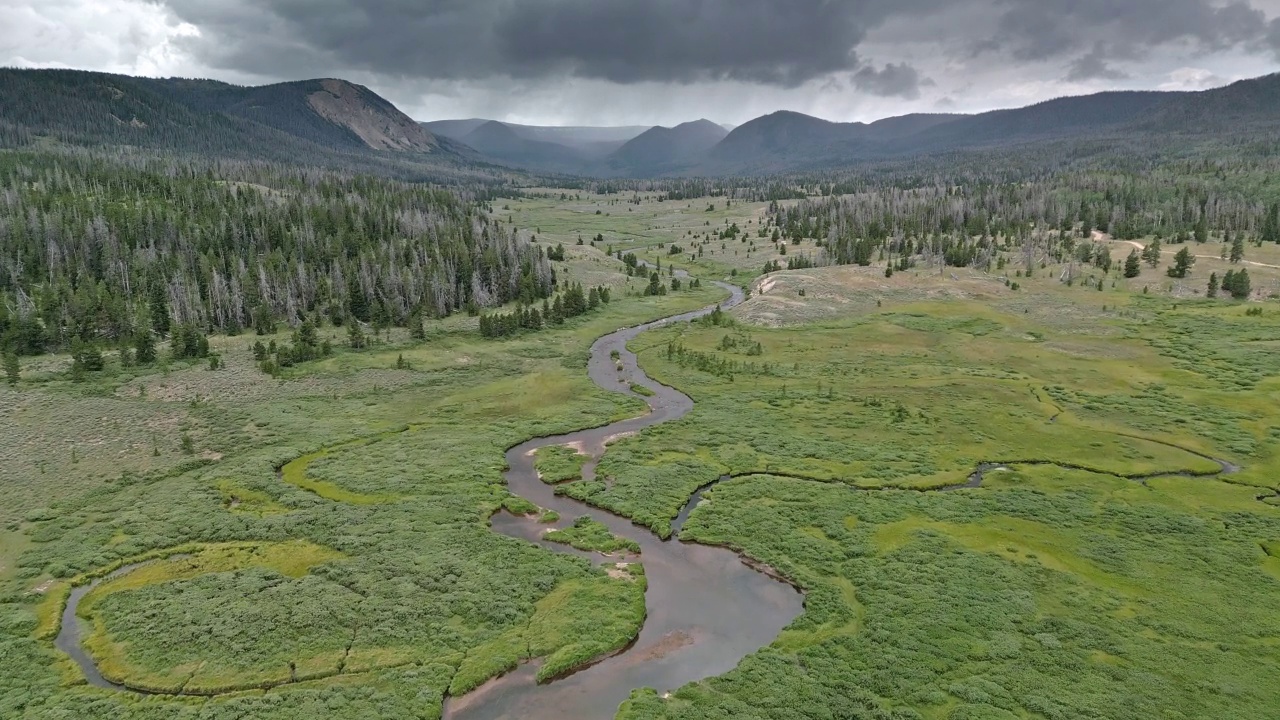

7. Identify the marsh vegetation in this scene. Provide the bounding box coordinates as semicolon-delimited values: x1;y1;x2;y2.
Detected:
3;169;1278;720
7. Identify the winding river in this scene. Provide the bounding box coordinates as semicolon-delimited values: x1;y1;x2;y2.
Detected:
54;280;1256;717
444;282;805;720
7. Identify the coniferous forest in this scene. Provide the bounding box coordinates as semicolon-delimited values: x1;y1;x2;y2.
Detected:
0;151;551;355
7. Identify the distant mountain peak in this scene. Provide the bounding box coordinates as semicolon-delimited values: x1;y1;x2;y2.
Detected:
457;120;589;172
466;120;520;138
676;118;722;129
607;118;729;174
762;109;828;121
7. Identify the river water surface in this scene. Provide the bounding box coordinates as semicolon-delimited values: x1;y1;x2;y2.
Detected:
443;282;805;720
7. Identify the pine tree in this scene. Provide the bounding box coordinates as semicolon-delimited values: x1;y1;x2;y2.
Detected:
298;320;318;348
253;304;276;336
563;284;588;316
348;276;370;323
348;324;367;349
134;329;156;364
1226;268;1252;300
1230;232;1245;264
3;352;18;385
372;301;392;336
1207;272;1219;298
409;311;426;341
645;272;665;296
1123;249;1141;278
1262;203;1280;244
170;324;209;360
1167;247;1195;278
1142;238;1162;267
149;281;170;336
71;343;104;373
1237;269;1252;300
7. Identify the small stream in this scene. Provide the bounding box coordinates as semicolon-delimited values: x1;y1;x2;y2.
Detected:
55;560;183;694
55;573;130;692
444;282;805;720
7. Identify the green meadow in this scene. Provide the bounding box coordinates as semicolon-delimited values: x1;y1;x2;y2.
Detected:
2;191;1278;720
0;249;722;718
592;266;1280;720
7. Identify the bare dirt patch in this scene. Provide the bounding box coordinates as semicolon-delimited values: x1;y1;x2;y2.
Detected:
29;580;55;594
606;562;634;580
602;431;637;446
739;265;1008;326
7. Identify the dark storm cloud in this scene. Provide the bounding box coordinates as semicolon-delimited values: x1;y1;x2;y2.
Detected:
160;0;1278;89
137;0;1280;125
1065;46;1130;82
852;63;926;99
987;0;1269;62
162;0;505;81
1268;17;1280;56
165;0;884;87
495;0;867;86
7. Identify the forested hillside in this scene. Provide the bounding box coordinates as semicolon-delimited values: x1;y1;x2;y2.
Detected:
0;152;552;355
0;70;493;182
698;74;1280;175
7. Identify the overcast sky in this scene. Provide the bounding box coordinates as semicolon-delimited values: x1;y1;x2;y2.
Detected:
4;0;1280;126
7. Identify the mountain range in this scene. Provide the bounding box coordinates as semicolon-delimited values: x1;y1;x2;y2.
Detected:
422;117;730;176
426;73;1280;176
0;69;487;181
421;118;650;154
4;68;1280;179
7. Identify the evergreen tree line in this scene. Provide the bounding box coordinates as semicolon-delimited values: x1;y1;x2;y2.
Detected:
760;173;1279;276
782;178;1278;257
478;283;611;339
569;129;1280;208
1209;269;1253;300
665;342;776;381
0;150;552;355
762;255;821;274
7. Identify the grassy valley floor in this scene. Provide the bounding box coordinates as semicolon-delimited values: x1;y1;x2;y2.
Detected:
575;265;1280;720
3;197;1279;720
0;252;723;718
